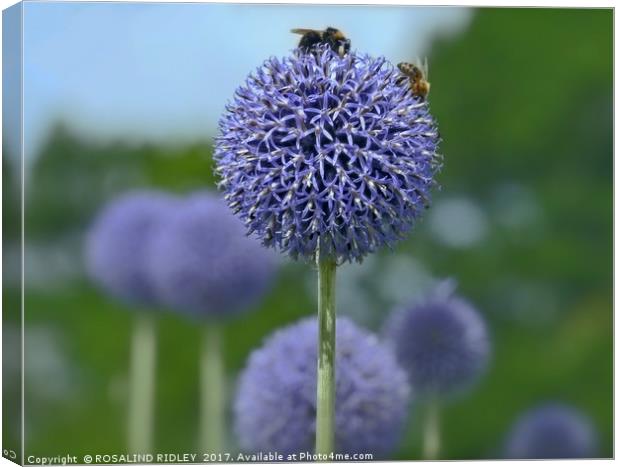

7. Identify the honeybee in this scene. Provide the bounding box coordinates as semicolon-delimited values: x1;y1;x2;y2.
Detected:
291;27;351;57
397;58;431;101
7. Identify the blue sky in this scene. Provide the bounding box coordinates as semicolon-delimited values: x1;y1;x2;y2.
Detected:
15;2;472;160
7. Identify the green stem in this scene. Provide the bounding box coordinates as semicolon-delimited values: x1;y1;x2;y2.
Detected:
422;400;441;460
315;251;337;456
200;324;225;453
128;313;157;454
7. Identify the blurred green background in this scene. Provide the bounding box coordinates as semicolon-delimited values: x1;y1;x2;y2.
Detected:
3;7;612;460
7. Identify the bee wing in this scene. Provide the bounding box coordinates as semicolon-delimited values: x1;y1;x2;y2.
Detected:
423;57;429;78
291;28;319;35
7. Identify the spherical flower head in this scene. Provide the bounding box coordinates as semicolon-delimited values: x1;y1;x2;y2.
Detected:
85;190;177;307
384;280;490;398
215;46;441;263
504;403;598;459
235;317;411;457
146;192;277;319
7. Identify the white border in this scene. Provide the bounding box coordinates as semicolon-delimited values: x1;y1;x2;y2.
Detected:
0;2;615;467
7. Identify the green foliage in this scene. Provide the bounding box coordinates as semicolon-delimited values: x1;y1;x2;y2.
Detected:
395;7;612;459
25;123;215;239
3;154;19;241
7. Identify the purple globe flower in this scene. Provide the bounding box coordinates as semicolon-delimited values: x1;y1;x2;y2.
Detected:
504;404;598;459
384;281;490;398
234;317;411;457
146;192;277;319
215;46;441;263
85;191;178;307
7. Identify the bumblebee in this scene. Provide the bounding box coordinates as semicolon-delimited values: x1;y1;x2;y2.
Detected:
397;58;431;101
291;27;351;57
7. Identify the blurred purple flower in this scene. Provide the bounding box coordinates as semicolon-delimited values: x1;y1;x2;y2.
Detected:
504;403;598;459
384;280;490;398
215;46;441;263
85;190;177;307
146;192;277;318
234;317;410;456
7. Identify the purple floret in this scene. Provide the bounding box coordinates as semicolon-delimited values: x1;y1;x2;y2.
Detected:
234;317;411;457
215;46;441;263
85;190;178;307
384;281;490;398
504;403;598;459
146;192;277;318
